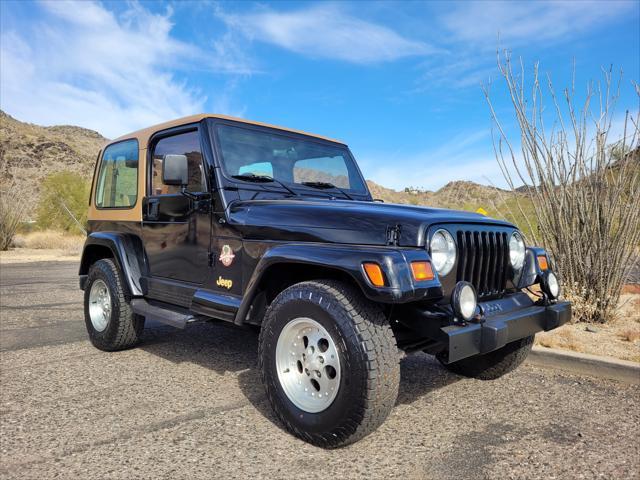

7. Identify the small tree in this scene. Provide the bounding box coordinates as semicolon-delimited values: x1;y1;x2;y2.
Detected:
0;157;26;250
485;53;640;323
0;186;24;250
36;171;89;234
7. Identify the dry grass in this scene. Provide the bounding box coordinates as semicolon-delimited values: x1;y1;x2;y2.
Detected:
13;230;85;255
619;327;640;343
535;293;640;362
536;327;583;352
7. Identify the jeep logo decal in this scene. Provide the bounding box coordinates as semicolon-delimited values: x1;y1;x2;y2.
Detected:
216;276;233;290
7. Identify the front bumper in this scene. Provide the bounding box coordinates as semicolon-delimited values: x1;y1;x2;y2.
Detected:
441;298;571;363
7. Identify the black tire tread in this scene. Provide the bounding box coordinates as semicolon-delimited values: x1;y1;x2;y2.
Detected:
85;259;143;351
259;279;400;448
442;335;534;380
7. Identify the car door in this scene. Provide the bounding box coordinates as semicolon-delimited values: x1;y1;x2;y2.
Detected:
142;125;211;285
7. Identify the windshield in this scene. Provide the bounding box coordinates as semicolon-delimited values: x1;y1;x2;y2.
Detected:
215;124;368;195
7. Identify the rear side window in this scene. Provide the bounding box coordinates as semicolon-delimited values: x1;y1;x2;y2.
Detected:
95;140;139;208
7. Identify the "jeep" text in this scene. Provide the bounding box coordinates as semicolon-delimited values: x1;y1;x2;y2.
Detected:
216;276;233;289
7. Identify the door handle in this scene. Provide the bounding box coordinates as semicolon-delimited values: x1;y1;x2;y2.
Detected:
147;198;160;220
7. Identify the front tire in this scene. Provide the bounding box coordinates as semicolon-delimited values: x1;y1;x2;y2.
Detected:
438;335;534;380
84;259;144;351
259;280;400;448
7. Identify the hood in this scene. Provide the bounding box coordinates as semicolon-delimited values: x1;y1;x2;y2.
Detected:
228;198;514;246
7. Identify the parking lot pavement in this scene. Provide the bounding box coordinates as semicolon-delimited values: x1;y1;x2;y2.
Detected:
1;262;639;480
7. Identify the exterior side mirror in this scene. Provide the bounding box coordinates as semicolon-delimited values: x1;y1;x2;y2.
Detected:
162;154;188;186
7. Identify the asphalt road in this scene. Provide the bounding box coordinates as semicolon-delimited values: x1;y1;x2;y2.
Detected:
1;262;639;480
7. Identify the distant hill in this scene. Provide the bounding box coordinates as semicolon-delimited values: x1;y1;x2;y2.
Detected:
0;111;533;233
0;110;108;211
367;179;512;208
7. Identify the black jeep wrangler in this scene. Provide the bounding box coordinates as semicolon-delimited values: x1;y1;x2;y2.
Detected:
80;114;571;447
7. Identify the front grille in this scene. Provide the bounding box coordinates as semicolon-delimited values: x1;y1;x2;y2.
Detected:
456;229;510;297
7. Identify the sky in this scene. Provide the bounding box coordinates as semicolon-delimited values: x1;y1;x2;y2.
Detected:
1;0;639;191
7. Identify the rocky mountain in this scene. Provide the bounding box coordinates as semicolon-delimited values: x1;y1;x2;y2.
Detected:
366;178;537;239
367;179;516;211
0;110;108;210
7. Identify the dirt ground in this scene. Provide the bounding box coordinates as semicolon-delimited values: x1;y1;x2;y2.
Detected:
1;261;639;480
535;293;640;362
0;248;81;264
1;247;639;363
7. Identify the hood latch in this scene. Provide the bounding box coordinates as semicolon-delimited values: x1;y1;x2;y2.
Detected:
386;224;402;246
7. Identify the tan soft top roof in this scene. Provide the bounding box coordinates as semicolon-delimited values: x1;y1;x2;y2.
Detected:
111;113;344;147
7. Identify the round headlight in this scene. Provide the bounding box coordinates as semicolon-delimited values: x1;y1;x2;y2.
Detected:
509;231;526;270
430;229;456;276
452;281;477;321
544;271;560;299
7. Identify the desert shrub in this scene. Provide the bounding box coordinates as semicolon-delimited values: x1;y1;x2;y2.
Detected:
36;171;89;233
619;327;640;343
0;156;26;250
486;53;640;323
13;230;85;255
0;185;25;250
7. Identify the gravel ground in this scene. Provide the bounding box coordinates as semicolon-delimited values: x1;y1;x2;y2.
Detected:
1;261;639;480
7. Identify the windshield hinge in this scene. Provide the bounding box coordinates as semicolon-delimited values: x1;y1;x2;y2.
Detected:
386;224;401;246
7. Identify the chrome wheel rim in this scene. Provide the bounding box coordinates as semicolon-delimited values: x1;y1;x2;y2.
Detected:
275;317;341;413
88;279;111;332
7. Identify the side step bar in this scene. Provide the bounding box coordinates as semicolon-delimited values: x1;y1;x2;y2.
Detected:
131;298;196;329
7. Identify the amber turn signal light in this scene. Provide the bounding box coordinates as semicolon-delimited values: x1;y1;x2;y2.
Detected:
363;263;385;287
537;255;549;271
411;261;434;282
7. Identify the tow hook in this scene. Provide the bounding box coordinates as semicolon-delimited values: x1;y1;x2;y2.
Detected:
535;292;557;307
473;305;487;324
452;307;485;326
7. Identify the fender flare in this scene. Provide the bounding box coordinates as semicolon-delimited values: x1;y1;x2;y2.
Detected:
79;232;148;297
234;243;442;325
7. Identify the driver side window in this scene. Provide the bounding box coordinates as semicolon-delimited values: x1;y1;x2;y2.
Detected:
151;130;205;195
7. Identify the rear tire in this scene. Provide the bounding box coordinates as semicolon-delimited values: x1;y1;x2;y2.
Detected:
259;280;400;448
438;335;534;380
84;259;144;351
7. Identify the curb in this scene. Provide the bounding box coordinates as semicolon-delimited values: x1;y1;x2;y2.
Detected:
527;346;640;384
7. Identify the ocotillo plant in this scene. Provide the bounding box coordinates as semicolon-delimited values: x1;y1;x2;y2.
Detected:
485;52;639;322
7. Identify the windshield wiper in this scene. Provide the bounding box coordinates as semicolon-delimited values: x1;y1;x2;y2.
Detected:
301;181;354;200
231;173;298;197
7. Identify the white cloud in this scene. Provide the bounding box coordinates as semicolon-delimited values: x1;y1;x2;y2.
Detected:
217;4;436;64
441;0;635;48
412;57;498;93
364;155;505;192
0;1;251;138
409;1;635;93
